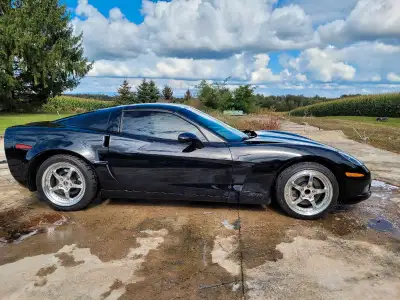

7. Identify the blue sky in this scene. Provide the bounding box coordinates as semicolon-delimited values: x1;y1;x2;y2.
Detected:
65;0;400;97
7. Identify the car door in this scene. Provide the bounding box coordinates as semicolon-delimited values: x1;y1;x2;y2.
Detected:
106;109;233;202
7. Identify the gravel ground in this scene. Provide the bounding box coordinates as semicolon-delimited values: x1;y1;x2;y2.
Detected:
0;124;399;300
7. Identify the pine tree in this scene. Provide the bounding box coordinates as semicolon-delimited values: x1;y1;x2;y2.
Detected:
162;85;173;102
0;0;92;111
148;80;160;102
184;89;192;101
136;79;149;103
117;80;135;104
136;79;160;103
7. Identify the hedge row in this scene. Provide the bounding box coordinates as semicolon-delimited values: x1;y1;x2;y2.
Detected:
42;96;116;113
290;93;400;117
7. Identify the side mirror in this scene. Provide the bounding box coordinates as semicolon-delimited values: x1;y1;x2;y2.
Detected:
178;132;204;150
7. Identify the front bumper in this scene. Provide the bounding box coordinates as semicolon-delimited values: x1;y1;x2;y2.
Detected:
339;170;372;204
343;191;372;204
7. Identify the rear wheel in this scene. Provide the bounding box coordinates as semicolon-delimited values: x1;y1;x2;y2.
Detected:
275;162;338;219
37;155;98;211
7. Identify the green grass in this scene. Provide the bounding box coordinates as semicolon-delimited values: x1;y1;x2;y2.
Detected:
319;116;400;128
0;113;72;134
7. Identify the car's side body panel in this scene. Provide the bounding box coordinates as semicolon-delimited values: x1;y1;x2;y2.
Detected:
103;134;232;201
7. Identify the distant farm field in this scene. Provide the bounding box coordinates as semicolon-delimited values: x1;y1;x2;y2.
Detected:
290;93;400;117
42;96;116;113
322;116;400;128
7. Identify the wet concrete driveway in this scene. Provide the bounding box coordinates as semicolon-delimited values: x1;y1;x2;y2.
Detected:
0;124;400;300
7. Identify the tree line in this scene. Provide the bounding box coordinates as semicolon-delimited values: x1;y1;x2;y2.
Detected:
84;78;331;113
110;79;333;113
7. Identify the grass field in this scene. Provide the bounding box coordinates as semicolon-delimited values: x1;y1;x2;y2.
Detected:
320;116;400;127
0;113;72;134
290;116;400;153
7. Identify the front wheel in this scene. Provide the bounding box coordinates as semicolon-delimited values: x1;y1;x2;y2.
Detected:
37;155;98;211
275;162;339;220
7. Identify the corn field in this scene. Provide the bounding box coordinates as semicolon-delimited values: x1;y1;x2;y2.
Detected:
42;96;116;113
290;93;400;117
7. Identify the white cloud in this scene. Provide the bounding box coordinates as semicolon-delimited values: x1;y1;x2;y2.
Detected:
88;53;252;80
287;47;356;82
250;54;281;82
283;42;400;82
318;0;400;45
387;72;400;82
73;0;318;60
285;0;358;23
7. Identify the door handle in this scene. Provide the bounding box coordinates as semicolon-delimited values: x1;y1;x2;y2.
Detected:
103;135;110;147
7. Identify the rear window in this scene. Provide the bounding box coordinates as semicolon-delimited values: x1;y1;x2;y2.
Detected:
56;110;111;131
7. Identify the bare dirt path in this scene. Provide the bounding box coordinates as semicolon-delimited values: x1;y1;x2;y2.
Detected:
0;125;399;299
282;121;400;186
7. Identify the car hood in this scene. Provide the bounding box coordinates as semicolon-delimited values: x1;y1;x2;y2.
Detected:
247;130;335;150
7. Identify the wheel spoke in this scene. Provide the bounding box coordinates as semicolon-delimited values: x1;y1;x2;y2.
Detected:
293;198;304;205
292;182;303;191
63;189;70;200
50;185;62;192
71;183;83;189
52;171;64;182
65;168;73;179
307;174;314;187
314;188;326;195
310;200;317;208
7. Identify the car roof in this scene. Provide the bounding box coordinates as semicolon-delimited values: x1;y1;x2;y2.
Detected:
119;103;191;112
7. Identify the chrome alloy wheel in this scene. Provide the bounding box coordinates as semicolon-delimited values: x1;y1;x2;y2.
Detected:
42;162;86;206
283;170;333;216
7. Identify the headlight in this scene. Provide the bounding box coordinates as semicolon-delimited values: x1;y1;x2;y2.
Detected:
339;151;364;166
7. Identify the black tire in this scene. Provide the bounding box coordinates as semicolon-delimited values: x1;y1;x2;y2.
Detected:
36;154;98;211
275;162;339;220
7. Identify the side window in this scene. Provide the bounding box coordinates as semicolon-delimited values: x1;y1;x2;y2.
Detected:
107;109;121;133
122;110;207;142
57;110;111;131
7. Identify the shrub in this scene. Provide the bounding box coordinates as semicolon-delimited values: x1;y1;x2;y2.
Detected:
290;93;400;117
42;96;116;113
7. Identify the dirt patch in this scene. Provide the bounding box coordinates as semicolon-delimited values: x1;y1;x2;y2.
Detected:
100;279;125;299
55;252;84;267
120;222;242;300
36;264;57;277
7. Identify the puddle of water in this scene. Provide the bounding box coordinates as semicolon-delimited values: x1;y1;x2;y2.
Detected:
371;180;399;201
368;217;394;232
0;212;68;245
222;219;241;230
371;180;399;190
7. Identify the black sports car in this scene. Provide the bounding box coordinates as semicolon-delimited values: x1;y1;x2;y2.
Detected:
4;104;371;219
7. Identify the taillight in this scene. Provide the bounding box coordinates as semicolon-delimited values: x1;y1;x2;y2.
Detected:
15;144;33;150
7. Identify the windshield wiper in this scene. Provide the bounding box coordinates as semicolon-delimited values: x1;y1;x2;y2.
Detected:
242;130;257;140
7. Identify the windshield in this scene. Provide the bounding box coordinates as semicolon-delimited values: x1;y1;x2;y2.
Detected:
181;107;248;142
